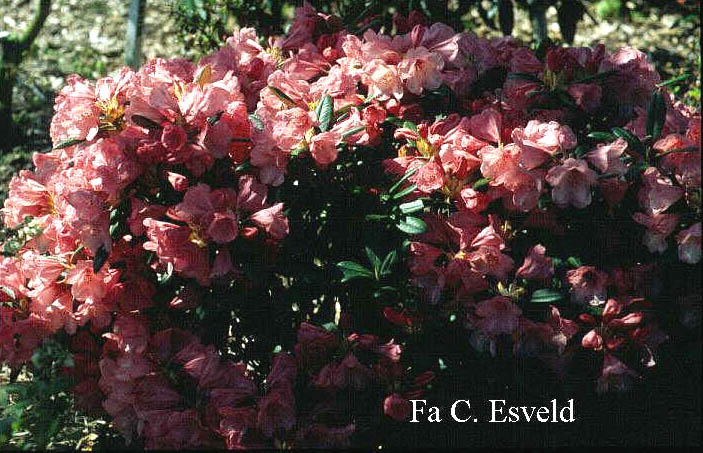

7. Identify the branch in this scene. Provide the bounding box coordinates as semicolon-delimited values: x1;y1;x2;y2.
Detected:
17;0;51;52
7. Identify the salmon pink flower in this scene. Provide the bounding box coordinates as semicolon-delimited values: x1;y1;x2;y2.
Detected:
632;212;679;253
309;131;341;167
513;121;577;170
597;354;639;393
637;167;684;215
384;393;411;421
586;138;629;176
474;296;522;338
249;203;290;240
142;219;210;285
398;47;444;95
516;244;553;282
545;158;597;209
676;223;701;264
362;59;404;100
566;266;609;305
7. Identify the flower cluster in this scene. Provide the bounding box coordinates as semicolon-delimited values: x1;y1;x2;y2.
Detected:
0;2;700;449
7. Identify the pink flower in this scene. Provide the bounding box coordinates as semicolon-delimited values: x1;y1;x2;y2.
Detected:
257;387;296;438
600;47;660;109
413;158;445;193
586;138;629;176
566;266;609;305
545;158;597;209
142;219;210;285
295;323;338;371
567;83;602;112
397;47;444;95
168;184;239;244
637;167;684;215
2;170;54;228
166;171;189;192
516;244;553;281
676;223;701;264
468;108;503;144
546;306;579;354
309;131;341;167
466;246;514;281
478;143;521;185
248;203;290;240
160;123;188;151
597;354;638;393
632;212;679;253
474;296;522;338
384;393;411;421
599;178;629;206
128;199;167;237
512;121;577;170
362;59;404;100
459;187;490;213
331;353;373;390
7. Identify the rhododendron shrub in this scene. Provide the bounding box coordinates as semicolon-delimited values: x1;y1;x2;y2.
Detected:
1;2;701;449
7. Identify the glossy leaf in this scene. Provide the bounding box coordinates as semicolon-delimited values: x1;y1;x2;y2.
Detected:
317;94;334;132
396;216;427;235
530;288;563;303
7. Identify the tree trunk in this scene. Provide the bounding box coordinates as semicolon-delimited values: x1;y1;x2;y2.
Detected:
0;0;52;152
0;48;19;148
125;0;146;69
528;1;549;44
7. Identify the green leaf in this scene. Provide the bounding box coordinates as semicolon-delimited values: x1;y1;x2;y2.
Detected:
322;322;338;332
573;145;587;158
53;137;85;150
396;216;427;235
388;166;420;194
566;256;582;268
380;250;397;276
530;288;563;303
402;121;418;132
234;160;252;173
472;177;490;192
157;262;174;285
587;131;616;142
207;111;224;125
657;73;691;88
365;247;382;272
392;184;417;200
248;113;264;131
92;246;109;274
569;69;618;85
290;147;307;157
268;86;297;108
130;114;162;130
341;125;366;139
332;103;354;122
611;127;645;156
109;221;122;238
0;286;16;300
317;94;334;132
646;90;666;140
506;72;544;84
337;261;374;282
399;199;425;214
555;90;576;109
